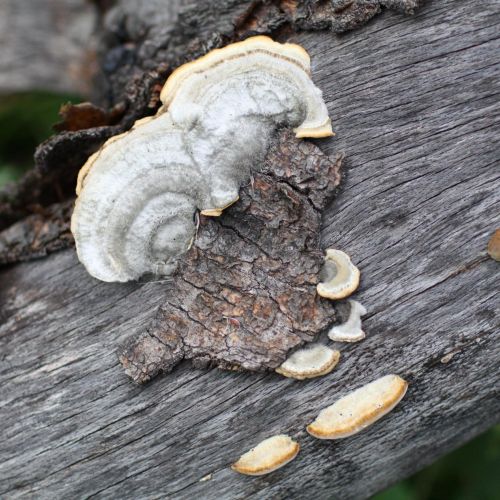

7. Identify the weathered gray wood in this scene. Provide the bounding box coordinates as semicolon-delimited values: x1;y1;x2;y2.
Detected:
0;1;499;499
0;0;97;96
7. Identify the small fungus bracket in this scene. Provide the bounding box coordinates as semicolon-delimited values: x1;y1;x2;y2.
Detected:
231;434;300;476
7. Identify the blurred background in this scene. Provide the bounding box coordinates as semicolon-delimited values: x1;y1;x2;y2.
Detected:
0;1;498;498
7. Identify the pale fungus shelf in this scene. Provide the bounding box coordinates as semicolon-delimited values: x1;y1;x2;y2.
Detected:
276;344;341;380
317;249;360;300
306;374;408;439
328;299;367;342
231;435;300;476
71;36;333;283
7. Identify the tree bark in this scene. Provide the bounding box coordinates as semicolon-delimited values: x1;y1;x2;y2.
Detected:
0;1;499;499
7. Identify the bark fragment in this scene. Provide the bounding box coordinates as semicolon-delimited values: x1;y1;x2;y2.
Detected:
53;101;126;132
0;200;73;265
120;130;343;383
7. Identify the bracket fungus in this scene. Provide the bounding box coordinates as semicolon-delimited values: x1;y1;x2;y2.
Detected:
307;374;408;439
328;299;367;342
231;435;300;476
317;249;360;300
71;36;333;282
276;344;340;380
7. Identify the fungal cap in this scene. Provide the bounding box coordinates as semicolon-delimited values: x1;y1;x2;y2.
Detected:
276;344;340;380
487;229;500;261
317;249;360;300
328;299;367;342
132;116;154;128
76;151;99;195
231;434;300;476
160;35;333;139
307;374;408;439
161;36;309;105
75;130;130;196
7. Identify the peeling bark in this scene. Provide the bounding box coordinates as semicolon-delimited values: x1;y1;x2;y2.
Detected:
121;130;342;382
0;200;73;265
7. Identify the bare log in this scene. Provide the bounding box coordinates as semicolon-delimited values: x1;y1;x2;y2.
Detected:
0;1;499;499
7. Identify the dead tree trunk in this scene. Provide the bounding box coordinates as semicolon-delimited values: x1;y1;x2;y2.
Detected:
0;1;499;499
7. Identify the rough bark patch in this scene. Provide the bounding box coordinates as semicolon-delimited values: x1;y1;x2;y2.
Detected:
0;200;73;265
120;130;343;383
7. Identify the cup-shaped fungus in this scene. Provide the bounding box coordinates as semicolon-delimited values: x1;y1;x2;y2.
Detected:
328;299;367;342
317;249;360;300
71;36;333;282
307;374;408;439
231;434;300;476
276;344;340;379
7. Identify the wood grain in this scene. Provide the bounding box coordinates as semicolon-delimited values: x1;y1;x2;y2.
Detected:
0;0;499;498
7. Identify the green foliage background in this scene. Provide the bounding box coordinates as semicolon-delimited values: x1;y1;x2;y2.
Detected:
0;93;499;498
0;91;80;185
374;426;500;500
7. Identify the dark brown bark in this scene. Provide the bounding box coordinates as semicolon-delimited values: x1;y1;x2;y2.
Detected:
0;200;73;265
120;130;342;383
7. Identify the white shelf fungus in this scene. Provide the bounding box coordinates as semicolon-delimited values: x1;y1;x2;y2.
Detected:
71;36;333;282
231;434;300;476
317;249;360;300
276;344;340;379
328;299;367;342
307;374;408;439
